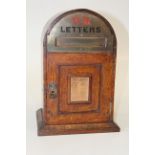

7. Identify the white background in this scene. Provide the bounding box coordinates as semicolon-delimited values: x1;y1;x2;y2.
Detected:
26;0;128;155
0;1;155;155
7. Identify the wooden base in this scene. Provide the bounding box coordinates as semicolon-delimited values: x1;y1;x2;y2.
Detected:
36;108;120;136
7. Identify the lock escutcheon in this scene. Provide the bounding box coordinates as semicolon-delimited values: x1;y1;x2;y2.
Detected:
48;83;57;99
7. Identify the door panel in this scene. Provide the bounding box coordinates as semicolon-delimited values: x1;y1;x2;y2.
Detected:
45;52;114;125
59;64;101;113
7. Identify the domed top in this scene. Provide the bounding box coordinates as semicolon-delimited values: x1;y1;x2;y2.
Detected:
44;9;116;52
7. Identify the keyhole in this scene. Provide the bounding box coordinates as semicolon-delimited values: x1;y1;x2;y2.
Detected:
51;90;55;94
48;82;57;99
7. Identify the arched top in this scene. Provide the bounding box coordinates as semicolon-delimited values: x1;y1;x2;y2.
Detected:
44;9;117;52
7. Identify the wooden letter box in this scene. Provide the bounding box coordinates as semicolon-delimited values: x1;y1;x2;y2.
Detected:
36;9;120;136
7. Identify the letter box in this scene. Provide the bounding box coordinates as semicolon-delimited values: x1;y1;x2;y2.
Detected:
36;9;120;136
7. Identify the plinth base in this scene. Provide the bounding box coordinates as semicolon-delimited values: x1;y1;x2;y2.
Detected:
36;108;120;136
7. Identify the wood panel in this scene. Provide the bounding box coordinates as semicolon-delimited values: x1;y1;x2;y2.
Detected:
44;52;115;125
37;109;120;136
59;64;101;113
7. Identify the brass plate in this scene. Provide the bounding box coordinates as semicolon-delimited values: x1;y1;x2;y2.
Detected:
71;77;89;102
46;10;115;52
56;37;107;48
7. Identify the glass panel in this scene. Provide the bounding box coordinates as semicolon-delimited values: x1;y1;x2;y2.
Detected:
71;77;89;102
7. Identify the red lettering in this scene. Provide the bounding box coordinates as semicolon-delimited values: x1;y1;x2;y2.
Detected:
72;16;80;25
83;16;91;25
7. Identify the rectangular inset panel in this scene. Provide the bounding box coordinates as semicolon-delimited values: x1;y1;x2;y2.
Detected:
59;64;101;114
71;77;89;102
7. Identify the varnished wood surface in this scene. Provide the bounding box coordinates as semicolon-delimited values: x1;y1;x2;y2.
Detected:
44;52;115;125
37;109;120;136
36;9;120;136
